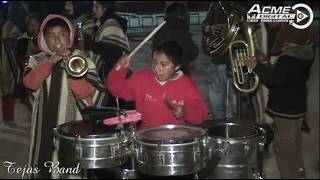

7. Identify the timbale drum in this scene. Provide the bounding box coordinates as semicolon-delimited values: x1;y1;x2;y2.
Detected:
54;120;134;169
202;122;265;179
134;124;209;176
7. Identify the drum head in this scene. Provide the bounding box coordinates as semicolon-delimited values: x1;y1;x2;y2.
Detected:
57;120;123;138
208;122;259;139
136;125;206;144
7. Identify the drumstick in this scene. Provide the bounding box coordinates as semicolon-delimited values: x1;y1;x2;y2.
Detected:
116;21;166;71
129;21;166;58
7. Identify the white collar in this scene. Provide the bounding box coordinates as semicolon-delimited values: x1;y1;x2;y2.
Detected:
155;70;183;86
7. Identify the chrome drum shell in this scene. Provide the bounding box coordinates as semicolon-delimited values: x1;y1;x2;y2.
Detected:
134;125;209;176
205;122;266;179
54;121;133;169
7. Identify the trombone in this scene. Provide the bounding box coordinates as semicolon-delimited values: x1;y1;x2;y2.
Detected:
63;54;89;78
55;42;89;78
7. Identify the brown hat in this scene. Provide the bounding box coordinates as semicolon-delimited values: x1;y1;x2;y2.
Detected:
270;23;312;55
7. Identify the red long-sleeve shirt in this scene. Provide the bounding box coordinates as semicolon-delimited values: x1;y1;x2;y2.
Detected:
23;59;93;105
107;68;208;129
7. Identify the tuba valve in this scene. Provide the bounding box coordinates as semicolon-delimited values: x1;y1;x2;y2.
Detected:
229;40;259;93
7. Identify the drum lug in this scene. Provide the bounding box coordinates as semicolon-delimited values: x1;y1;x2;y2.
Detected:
126;144;134;158
53;127;58;150
193;173;199;179
222;141;230;156
252;172;264;179
75;135;82;158
202;136;211;156
194;152;198;162
142;151;148;163
137;149;148;164
258;142;265;152
244;141;250;154
158;153;165;165
111;145;116;157
121;169;136;179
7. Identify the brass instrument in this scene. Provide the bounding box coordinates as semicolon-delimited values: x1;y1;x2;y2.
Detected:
202;2;241;57
59;53;89;78
228;22;259;93
60;14;95;77
64;54;89;78
202;1;260;93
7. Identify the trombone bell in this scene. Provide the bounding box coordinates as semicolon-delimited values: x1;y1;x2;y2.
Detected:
65;55;89;78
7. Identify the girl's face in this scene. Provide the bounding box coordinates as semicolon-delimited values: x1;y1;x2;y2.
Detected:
152;51;180;82
93;1;106;19
45;26;70;52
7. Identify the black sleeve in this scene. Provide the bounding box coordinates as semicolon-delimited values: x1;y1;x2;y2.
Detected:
86;40;125;78
15;39;28;70
86;40;124;61
254;56;290;86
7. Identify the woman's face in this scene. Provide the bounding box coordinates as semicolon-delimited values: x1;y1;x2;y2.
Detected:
93;1;106;19
27;18;40;36
152;51;180;82
65;1;74;15
45;26;70;52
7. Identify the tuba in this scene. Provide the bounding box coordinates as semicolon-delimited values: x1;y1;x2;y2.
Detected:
202;2;241;57
228;21;259;93
202;1;260;93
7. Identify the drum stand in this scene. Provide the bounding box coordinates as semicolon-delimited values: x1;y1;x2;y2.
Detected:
121;157;136;179
121;123;137;179
225;78;241;121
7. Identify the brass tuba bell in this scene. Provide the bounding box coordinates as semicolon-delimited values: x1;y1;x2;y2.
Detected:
64;54;89;78
201;2;241;57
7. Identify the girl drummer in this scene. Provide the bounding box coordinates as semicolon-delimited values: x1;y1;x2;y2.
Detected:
107;40;208;129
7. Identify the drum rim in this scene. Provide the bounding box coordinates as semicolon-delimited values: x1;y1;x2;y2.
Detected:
135;124;207;144
55;120;122;139
206;122;264;141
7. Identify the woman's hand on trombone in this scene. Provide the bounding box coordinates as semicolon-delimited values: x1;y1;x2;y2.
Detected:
115;55;131;71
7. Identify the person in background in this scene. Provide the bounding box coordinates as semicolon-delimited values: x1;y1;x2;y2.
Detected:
244;24;314;179
84;1;133;109
107;41;208;130
152;1;198;76
0;4;21;124
85;1;129;81
62;1;83;22
15;13;41;106
23;14;106;178
202;1;238;121
62;1;94;50
202;1;257;122
7;1;30;32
